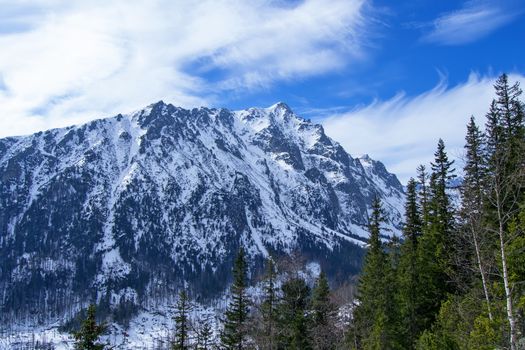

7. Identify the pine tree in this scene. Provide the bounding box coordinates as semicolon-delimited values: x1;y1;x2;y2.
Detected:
352;197;401;349
72;304;106;350
172;290;191;350
414;140;456;335
463;117;487;208
417;165;430;227
311;271;335;350
311;272;332;327
277;277;312;350
196;319;214;350
259;258;278;350
429;139;456;275
398;178;423;348
460;116;494;320
484;74;525;350
485;100;502;163
494;74;523;140
221;248;250;350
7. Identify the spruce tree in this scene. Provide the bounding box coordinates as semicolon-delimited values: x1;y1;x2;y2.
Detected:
463;117;487;208
173;290;191;350
352;197;400;349
484;74;525;350
196;319;214;350
72;304;106;350
494;74;523;140
311;271;335;350
260;258;278;350
460;116;494;320
221;248;249;350
415;140;456;334
277;276;312;350
398;178;423;348
429;138;456;274
416;165;430;227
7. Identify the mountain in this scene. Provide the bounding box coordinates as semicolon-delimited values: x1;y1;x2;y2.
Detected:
0;101;404;333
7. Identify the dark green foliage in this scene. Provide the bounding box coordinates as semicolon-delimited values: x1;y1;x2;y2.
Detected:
462;117;487;210
72;304;106;350
172;290;191;350
417;165;430;227
347;74;525;350
311;272;332;327
259;258;278;350
221;248;250;350
412;140;456;335
311;271;336;350
352;197;401;349
397;178;423;347
277;277;312;350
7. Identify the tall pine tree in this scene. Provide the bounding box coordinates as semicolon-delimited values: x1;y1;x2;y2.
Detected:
460;116;494;320
484;74;525;350
221;248;250;350
417;165;430;227
415;140;456;333
259;257;278;350
397;178;423;348
352;197;401;349
172;290;191;350
277;276;312;350
311;271;336;350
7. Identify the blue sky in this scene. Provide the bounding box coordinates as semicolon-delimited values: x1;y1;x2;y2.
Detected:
0;0;524;181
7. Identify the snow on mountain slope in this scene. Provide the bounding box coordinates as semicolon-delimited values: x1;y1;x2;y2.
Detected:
0;101;404;342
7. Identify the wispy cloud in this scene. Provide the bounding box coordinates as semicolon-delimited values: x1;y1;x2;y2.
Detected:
423;0;520;45
0;0;370;138
322;73;525;182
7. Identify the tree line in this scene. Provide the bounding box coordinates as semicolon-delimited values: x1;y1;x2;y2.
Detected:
351;73;525;349
72;249;346;349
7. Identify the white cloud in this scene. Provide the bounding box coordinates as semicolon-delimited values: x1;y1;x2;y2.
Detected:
322;73;525;183
0;0;369;137
423;0;519;45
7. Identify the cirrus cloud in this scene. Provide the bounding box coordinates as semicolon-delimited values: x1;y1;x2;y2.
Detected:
322;73;525;182
422;0;522;45
0;0;370;138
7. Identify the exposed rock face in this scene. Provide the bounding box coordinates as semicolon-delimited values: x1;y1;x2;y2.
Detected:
0;101;404;327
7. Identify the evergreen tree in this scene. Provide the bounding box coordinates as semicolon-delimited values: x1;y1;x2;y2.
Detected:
494;74;523;140
484;74;525;350
414;140;456;335
221;248;250;350
259;258;278;350
397;178;423;348
417;165;430;227
485;100;502;162
352;197;401;349
277;277;312;350
463;117;487;208
311;271;336;350
72;304;106;350
196;319;214;350
429;139;456;275
172;290;191;350
460;116;494;320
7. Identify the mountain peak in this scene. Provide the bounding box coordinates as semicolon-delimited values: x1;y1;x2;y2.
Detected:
268;101;292;113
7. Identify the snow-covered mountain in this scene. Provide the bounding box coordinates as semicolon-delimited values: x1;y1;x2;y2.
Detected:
0;101;404;334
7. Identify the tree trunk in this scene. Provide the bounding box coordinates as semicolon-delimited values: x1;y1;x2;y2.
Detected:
470;220;493;321
496;195;517;350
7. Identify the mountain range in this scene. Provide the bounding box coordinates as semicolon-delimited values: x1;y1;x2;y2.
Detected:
0;101;404;337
